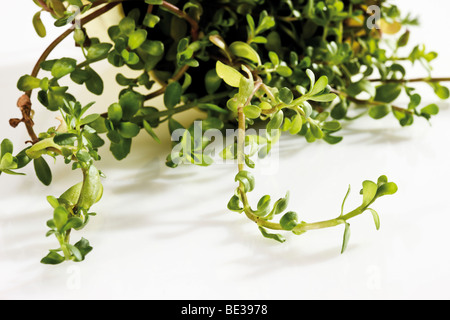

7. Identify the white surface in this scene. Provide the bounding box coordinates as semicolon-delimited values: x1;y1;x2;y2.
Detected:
1;1;450;300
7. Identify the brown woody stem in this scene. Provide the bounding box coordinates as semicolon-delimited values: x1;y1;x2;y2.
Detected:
15;3;120;144
369;77;450;83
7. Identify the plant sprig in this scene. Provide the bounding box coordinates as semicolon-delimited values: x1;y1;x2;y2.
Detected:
2;0;448;264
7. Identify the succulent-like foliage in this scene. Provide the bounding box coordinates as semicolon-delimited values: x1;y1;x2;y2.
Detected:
2;0;448;264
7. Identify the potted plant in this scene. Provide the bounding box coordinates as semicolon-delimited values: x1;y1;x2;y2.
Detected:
1;0;448;264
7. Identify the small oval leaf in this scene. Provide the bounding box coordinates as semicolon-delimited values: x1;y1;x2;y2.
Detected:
216;61;243;88
34;157;52;186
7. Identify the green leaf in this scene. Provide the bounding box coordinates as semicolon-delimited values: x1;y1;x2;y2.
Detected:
145;0;163;4
80;114;100;126
89;117;108;134
77;165;102;210
321;120;341;132
41;251;65;265
271;192;290;216
309;121;324;139
128;29;148;50
74;238;93;261
119;91;142;120
202;118;224;131
238;72;254;100
280;211;298;231
74;28;86;46
143;120;161;143
1;139;13;159
34;157;52;186
267;110;284;131
26;138;59;159
87;43;113;60
306;69;316;90
369;105;391;119
48;0;65;17
377;175;388;186
420;104;439;116
33;11;46;38
66;244;83;261
143;13;161;28
408;94;421;109
76;150;90;163
323;134;343;145
235;170;256;193
227;195;243;212
17;75;41;91
254;195;271;217
141;40;164;56
121;50;140;65
376;182;398;198
289;115;303;135
47;196;60;209
198;103;227;114
374;84;402;103
168;118;185;135
51;58;77;79
119;16;135;35
279;87;293;104
54;133;77;146
434;84;450;100
341;185;351;216
70;68;91;85
108;103;123;123
362;180;378;207
310;76;328;96
59;182;83;206
108;51;125;67
275;65;293;77
347;79;376;98
85;66;104;95
243;105;261;119
164;81;182;109
53;206;69;231
110;138;132;161
258;226;286;243
84;132;105;149
204;69;222;95
118;122;140;138
267;51;279;66
367;208;380;231
216;61;243;88
397;30;410;47
229;41;261;65
68;0;83;8
308;93;337;102
341;222;351;254
0;153;17;171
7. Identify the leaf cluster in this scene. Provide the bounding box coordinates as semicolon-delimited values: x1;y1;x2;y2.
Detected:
2;0;447;263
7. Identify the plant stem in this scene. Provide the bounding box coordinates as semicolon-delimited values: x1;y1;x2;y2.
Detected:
369;77;450;83
144;65;190;101
16;3;120;145
36;0;54;14
331;89;414;115
239;176;369;232
130;91;231;123
161;1;199;41
57;235;72;260
241;187;367;233
233;80;374;234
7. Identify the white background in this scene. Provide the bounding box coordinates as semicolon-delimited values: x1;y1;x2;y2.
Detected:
1;0;450;300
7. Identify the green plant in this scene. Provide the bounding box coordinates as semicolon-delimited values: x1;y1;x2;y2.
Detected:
3;0;448;264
